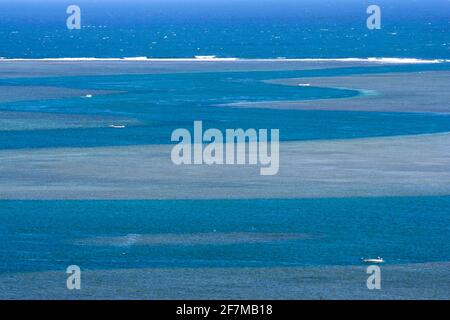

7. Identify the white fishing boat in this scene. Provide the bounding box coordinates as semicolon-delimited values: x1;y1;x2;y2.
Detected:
85;94;93;98
109;124;126;129
195;55;217;60
362;257;385;264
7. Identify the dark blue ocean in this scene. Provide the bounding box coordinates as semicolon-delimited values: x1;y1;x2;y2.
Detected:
0;0;449;59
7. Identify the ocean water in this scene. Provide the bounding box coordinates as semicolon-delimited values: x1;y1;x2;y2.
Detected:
1;197;450;273
1;65;450;149
1;0;450;298
0;0;449;59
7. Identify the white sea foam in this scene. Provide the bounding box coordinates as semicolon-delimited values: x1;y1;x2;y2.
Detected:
0;56;239;62
0;57;448;64
271;57;447;64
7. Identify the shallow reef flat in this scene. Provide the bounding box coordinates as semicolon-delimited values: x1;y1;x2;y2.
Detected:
0;111;140;131
2;262;449;300
0;132;449;199
0;85;120;103
228;71;450;113
0;59;419;79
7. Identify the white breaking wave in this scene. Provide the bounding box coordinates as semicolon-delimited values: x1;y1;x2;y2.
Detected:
0;56;239;62
271;57;448;64
0;56;448;64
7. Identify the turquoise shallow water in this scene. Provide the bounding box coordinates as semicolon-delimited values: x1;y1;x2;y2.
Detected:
1;197;449;273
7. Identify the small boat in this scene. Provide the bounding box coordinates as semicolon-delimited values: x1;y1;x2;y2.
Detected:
195;55;217;60
298;83;311;87
109;124;126;129
362;257;385;264
84;94;93;98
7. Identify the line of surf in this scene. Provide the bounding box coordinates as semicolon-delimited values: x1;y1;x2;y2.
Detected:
0;57;448;64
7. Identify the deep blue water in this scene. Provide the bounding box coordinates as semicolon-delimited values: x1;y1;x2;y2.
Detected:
1;197;449;273
0;0;449;59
